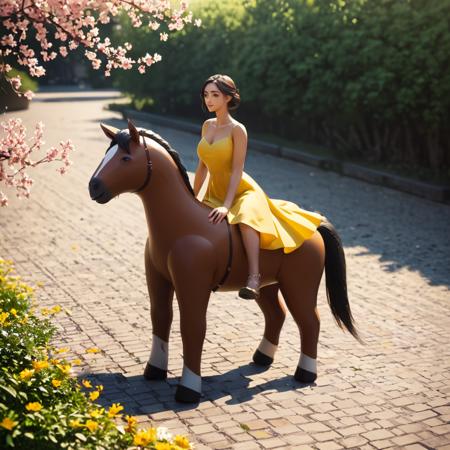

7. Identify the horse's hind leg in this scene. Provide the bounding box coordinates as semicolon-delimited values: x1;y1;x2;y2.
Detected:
279;232;325;383
144;239;174;380
253;283;286;366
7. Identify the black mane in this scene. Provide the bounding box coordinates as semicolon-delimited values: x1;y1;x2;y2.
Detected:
109;128;195;197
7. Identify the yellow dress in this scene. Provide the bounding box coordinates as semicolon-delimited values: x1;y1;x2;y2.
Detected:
197;134;324;254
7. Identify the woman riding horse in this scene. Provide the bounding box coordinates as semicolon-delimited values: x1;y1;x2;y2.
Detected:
88;116;359;403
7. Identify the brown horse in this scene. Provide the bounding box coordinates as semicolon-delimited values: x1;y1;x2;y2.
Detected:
88;120;359;403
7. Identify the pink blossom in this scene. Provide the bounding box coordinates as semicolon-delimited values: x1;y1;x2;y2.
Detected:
121;58;133;70
0;119;75;206
24;90;34;100
10;76;21;90
143;53;154;66
160;32;168;41
0;192;8;207
149;21;160;31
1;34;16;46
138;65;146;74
46;148;59;161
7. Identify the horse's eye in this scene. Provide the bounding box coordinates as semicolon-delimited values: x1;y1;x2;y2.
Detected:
122;155;132;162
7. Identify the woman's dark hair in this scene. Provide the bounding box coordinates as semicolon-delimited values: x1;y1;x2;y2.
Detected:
200;74;240;112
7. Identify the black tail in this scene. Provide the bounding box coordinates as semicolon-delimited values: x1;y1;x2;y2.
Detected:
317;219;362;342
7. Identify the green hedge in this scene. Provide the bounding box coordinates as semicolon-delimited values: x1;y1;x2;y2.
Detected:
112;0;450;177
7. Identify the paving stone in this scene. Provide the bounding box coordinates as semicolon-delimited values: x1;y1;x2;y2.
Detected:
371;439;394;449
363;429;396;441
339;435;369;447
315;442;342;450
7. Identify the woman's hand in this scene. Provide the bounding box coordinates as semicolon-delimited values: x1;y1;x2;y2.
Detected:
208;206;229;224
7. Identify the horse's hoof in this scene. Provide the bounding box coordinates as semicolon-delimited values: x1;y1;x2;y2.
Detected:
253;349;273;366
143;363;167;380
175;384;201;403
294;367;317;383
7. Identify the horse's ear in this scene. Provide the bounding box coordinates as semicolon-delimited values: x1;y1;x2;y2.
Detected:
100;123;119;140
127;119;140;144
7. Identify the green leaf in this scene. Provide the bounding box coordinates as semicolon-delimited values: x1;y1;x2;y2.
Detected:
0;384;17;398
75;433;87;442
6;434;14;447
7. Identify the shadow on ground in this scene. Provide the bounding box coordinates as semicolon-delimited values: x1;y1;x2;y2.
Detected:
81;363;311;415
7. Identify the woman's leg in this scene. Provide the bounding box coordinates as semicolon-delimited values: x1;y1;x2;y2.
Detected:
238;223;261;294
239;223;260;274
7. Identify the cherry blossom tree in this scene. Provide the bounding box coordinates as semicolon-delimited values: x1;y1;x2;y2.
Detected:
0;0;200;206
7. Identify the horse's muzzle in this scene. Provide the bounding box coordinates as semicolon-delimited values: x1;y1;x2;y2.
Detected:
89;176;112;204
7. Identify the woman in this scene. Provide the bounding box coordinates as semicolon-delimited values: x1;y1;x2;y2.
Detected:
194;74;323;299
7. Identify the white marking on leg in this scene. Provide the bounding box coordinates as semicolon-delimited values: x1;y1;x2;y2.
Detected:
258;337;278;358
180;365;201;393
94;144;119;177
298;353;317;374
148;334;168;370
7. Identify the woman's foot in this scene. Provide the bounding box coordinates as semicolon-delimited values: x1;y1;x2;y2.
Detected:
238;273;261;300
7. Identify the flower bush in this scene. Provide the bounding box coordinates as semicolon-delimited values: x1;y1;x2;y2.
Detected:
0;259;192;449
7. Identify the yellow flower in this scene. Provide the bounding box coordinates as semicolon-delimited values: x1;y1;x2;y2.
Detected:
0;417;18;431
0;311;10;325
174;435;191;449
89;408;104;418
133;428;157;447
19;368;34;381
9;308;17;317
69;419;82;428
50;305;62;314
85;347;101;354
52;379;62;388
96;385;104;392
32;360;49;372
40;307;49;316
82;379;92;388
85;419;99;432
73;359;82;365
26;402;42;412
125;415;137;432
55;347;69;354
89;391;100;401
56;363;71;375
155;443;171;450
107;403;124;418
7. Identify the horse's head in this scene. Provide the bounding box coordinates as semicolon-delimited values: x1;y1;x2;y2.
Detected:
89;120;153;204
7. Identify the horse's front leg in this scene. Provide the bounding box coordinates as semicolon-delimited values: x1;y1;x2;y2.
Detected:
167;235;215;403
143;239;174;380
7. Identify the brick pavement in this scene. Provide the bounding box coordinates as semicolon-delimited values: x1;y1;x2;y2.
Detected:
1;90;449;449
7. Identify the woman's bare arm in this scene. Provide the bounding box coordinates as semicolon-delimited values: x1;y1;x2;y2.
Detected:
194;159;208;197
223;124;248;209
193;120;211;197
